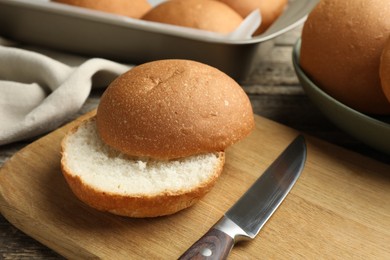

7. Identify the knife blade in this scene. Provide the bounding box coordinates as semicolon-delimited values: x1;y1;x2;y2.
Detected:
179;135;307;260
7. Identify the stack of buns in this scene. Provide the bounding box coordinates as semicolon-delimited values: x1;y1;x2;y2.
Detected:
60;59;254;218
300;0;390;114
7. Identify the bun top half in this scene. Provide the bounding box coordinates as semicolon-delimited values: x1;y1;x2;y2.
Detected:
96;59;254;159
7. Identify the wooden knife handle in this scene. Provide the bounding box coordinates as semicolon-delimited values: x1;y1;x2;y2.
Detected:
178;228;234;260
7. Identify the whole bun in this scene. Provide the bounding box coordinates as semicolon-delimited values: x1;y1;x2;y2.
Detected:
96;59;254;160
52;0;151;19
61;59;254;217
141;0;243;34
300;0;390;114
217;0;287;35
380;37;390;104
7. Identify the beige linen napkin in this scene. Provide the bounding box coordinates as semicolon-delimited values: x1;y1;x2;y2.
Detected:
0;45;130;145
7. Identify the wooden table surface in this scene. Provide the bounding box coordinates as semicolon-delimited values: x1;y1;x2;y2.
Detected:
0;26;389;259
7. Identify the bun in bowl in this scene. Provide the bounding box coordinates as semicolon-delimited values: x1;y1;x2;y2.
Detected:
142;0;243;33
52;0;152;19
300;0;390;114
61;59;254;218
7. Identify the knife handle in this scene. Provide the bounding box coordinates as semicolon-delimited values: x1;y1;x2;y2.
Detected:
178;228;234;260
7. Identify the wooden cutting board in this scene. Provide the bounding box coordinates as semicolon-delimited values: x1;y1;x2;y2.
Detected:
0;111;389;259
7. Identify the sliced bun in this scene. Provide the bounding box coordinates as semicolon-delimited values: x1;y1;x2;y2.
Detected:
141;0;243;33
217;0;287;35
300;0;390;114
96;59;254;160
61;117;225;218
61;59;253;217
52;0;151;19
380;37;390;104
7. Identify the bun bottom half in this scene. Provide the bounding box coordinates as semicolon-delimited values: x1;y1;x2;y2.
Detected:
61;117;225;218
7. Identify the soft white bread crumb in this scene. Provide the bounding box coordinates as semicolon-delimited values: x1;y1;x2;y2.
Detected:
61;117;225;217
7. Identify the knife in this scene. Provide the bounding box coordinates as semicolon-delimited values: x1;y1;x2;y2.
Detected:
179;135;307;260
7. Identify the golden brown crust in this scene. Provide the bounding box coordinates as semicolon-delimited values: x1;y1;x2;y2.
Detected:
141;0;243;34
52;0;151;19
217;0;287;35
380;37;390;104
300;0;390;114
60;119;225;217
96;59;254;159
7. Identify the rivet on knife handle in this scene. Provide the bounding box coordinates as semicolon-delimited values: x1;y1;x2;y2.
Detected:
178;228;234;260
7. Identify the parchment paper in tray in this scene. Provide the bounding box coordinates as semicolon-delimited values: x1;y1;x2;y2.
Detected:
0;0;319;80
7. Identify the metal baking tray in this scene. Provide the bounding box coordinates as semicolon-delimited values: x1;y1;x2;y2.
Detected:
0;0;318;80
